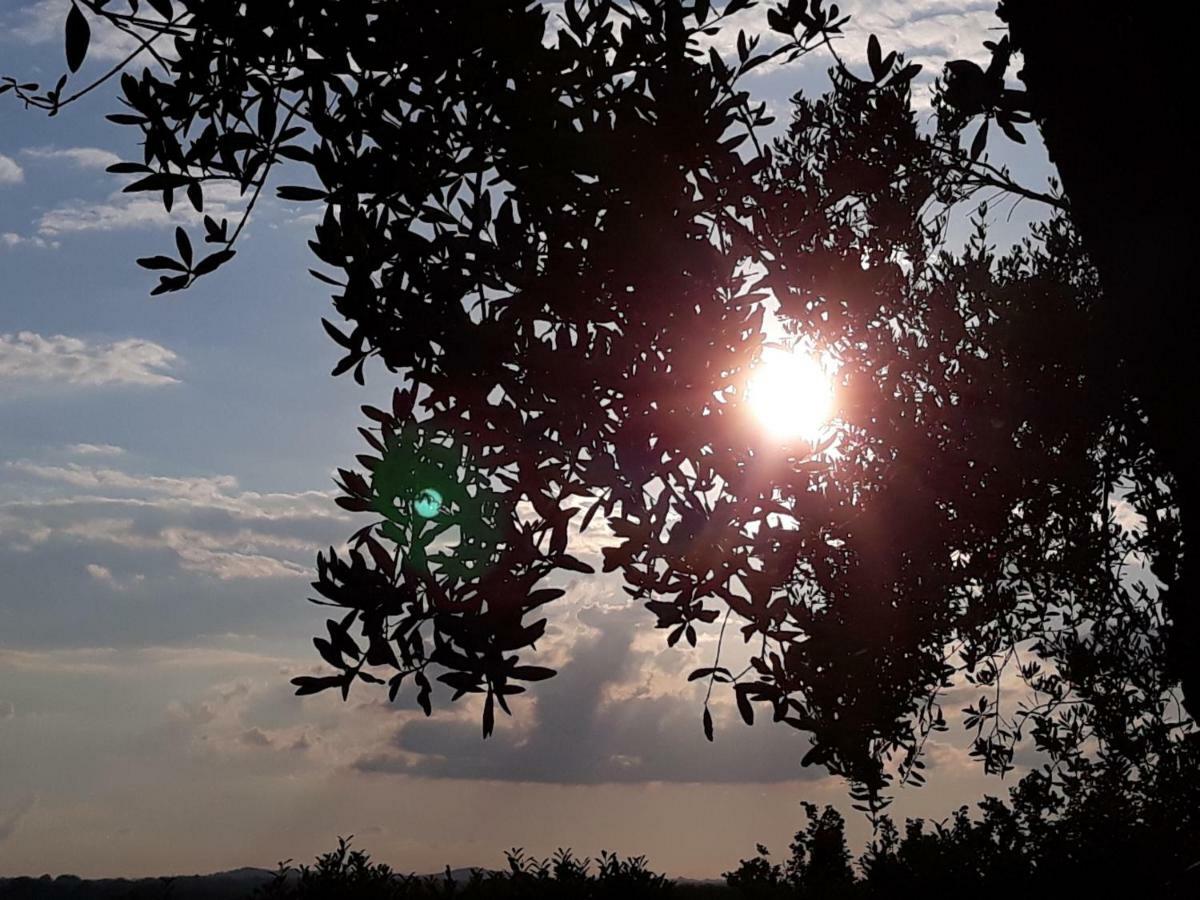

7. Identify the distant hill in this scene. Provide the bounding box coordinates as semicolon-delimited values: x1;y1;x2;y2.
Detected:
0;867;277;899
0;866;726;898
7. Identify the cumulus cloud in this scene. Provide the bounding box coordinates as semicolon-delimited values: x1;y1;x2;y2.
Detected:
0;155;25;185
0;331;179;388
21;146;123;170
356;604;818;785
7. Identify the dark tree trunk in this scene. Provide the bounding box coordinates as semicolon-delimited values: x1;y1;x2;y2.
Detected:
999;1;1200;715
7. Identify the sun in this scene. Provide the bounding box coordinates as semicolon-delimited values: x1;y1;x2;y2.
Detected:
746;346;835;442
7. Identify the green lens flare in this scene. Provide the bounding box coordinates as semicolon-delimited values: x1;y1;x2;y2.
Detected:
413;487;443;519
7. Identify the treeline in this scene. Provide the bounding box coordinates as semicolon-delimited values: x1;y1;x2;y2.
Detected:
245;765;1200;899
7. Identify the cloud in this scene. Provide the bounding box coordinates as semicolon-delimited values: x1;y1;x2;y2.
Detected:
0;796;35;843
0;331;179;387
6;460;337;520
66;443;126;457
35;181;245;237
4;0;147;62
0;154;25;185
0;457;348;645
85;562;116;584
0;232;55;250
355;603;820;785
239;727;274;748
0;645;294;676
11;461;235;500
21;146;123;170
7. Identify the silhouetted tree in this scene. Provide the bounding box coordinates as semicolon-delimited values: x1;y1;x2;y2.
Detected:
784;803;853;894
933;1;1200;719
5;0;1195;820
252;837;674;899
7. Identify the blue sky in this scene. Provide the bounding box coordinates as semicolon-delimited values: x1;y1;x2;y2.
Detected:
0;0;1059;880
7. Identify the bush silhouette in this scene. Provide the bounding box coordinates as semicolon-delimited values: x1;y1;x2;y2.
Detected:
250;837;674;900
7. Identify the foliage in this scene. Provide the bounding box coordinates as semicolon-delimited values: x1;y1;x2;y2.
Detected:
4;0;1195;819
251;837;674;900
725;744;1200;898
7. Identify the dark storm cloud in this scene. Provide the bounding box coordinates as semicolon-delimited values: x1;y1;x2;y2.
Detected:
355;605;823;785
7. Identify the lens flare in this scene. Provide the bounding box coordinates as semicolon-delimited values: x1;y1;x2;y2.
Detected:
747;346;834;442
413;487;443;519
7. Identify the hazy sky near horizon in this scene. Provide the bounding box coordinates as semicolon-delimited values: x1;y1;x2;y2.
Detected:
0;0;1059;880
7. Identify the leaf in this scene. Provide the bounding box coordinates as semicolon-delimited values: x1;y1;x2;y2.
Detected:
309;269;345;287
579;496;604;532
322;318;353;348
525;588;565;609
147;0;174;20
313;636;344;669
123;173;191;193
890;62;922;85
291;675;342;696
702;706;714;742
482;691;495;738
150;274;189;296
174;227;192;267
867;34;883;81
970;118;990;161
137;255;187;272
557;554;595;574
736;686;754;725
510;665;556;682
997;116;1026;144
64;3;90;73
191;248;236;276
277;185;327;202
415;671;432;715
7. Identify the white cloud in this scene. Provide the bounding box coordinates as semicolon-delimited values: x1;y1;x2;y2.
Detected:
0;331;179;387
5;0;148;62
5;462;339;521
36;181;244;237
1;457;346;587
1;231;56;250
0;154;25;185
21;146;123;170
85;562;115;584
10;462;234;500
66;443;126;457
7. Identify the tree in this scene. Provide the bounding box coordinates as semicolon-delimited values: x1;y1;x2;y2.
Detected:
934;1;1200;718
253;837;674;899
5;0;1194;817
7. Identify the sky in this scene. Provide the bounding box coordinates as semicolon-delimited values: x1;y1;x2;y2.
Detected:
0;0;1060;880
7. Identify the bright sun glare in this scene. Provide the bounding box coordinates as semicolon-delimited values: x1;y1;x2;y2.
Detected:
747;346;835;442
